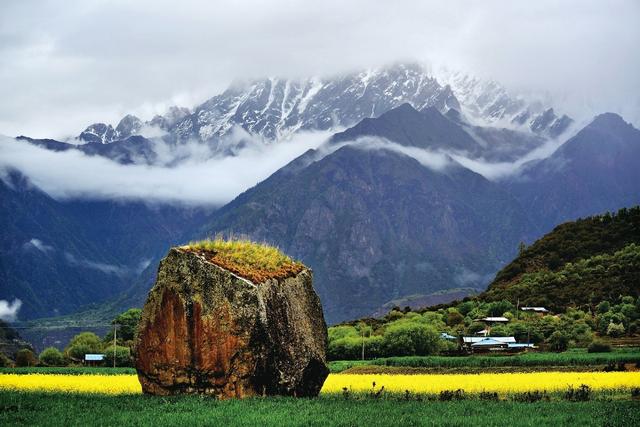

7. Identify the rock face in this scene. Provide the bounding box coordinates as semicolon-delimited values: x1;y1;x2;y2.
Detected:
134;247;329;398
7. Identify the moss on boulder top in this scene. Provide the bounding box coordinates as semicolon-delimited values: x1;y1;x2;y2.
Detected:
182;239;304;284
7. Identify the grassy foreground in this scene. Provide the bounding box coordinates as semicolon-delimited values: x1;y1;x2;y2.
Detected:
1;391;639;427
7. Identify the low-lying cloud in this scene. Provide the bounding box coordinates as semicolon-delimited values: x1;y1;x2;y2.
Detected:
326;135;564;180
0;130;332;205
0;299;22;322
63;253;152;277
342;137;454;171
450;135;568;180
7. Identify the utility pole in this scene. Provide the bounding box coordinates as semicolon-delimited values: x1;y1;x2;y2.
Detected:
113;324;117;368
361;326;365;361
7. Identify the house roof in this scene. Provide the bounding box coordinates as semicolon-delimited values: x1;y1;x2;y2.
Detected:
440;332;456;340
463;336;516;343
471;338;508;347
479;316;509;322
521;307;549;312
84;354;105;361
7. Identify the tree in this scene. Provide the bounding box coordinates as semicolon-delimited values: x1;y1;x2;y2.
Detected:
546;331;569;352
446;311;464;326
382;323;440;356
0;353;12;367
15;349;37;367
65;332;103;361
518;241;527;256
487;300;514;317
39;347;65;366
103;345;132;367
466;322;486;335
108;309;142;344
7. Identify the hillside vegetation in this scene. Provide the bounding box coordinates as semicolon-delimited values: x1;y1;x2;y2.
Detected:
480;206;640;310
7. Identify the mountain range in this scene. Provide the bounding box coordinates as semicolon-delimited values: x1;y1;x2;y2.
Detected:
70;63;571;151
1;63;638;325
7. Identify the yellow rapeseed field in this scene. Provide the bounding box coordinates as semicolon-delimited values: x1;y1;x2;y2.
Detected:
0;372;638;395
0;374;142;394
322;372;640;394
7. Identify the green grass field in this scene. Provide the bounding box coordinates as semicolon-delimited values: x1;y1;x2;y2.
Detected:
1;391;638;427
329;348;640;372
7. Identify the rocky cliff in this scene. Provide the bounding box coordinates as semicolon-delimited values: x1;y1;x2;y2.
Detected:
134;244;328;398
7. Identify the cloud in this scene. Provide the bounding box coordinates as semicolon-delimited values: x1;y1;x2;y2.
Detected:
449;135;569;181
321;135;563;180
0;299;22;322
64;252;129;276
331;137;454;171
25;238;54;253
63;252;153;277
0;131;332;205
453;268;493;288
0;0;638;138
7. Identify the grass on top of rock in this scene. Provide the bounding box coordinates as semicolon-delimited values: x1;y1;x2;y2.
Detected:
185;238;304;284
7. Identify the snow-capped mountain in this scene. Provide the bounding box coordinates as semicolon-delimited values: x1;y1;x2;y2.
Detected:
437;70;573;138
76;63;572;146
79;114;143;144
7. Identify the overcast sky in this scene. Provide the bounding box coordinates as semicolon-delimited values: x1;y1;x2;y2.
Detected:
1;0;639;139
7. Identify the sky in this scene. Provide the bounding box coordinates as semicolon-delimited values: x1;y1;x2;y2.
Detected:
1;0;639;139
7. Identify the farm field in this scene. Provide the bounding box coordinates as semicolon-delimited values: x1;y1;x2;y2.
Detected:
1;391;638;427
1;371;639;395
329;348;640;372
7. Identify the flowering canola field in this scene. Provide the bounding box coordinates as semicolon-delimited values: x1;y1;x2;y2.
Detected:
0;372;638;395
0;374;142;394
322;372;640;394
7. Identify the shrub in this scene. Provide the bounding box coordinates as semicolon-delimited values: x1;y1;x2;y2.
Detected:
607;322;625;337
596;301;610;314
564;384;591;401
327;335;383;360
587;340;611;353
39;347;65;366
15;349;37;367
512;391;547;403
439;389;465;401
479;391;499;401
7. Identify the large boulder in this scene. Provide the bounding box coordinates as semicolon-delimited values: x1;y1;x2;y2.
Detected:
134;244;329;398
